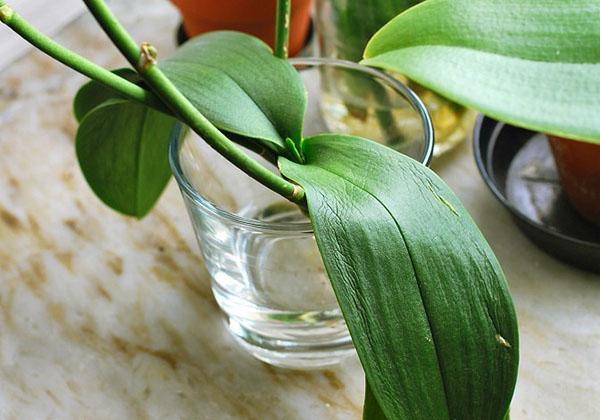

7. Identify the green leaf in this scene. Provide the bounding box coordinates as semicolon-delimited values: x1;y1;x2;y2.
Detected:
76;99;181;218
363;0;600;144
363;381;387;420
279;134;519;420
160;31;306;152
73;68;140;122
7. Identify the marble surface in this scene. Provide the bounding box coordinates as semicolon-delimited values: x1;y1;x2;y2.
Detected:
0;1;598;418
0;0;84;71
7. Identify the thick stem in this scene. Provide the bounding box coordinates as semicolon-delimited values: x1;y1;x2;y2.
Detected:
0;2;166;113
145;65;303;201
274;0;291;59
83;0;305;203
226;131;280;167
82;0;140;67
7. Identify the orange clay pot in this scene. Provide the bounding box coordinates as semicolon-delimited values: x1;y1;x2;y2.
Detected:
170;0;313;57
548;135;600;227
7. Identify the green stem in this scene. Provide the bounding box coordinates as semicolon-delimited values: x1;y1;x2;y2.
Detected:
226;131;280;167
83;0;305;203
145;65;303;201
0;2;166;113
82;0;140;67
274;0;291;59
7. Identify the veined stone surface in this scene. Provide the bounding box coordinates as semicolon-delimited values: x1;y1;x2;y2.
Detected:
0;0;85;71
0;0;598;419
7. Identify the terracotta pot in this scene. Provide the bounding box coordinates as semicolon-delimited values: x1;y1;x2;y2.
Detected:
170;0;313;57
548;135;600;227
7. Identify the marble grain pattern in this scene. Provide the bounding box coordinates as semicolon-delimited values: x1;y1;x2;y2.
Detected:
0;1;362;419
0;0;85;71
0;0;598;419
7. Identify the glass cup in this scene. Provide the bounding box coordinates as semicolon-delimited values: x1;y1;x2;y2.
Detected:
315;0;476;157
169;58;434;369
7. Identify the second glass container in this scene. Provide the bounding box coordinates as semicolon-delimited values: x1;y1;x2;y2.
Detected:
315;0;475;157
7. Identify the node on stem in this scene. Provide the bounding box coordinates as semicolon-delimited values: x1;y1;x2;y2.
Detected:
138;42;158;72
0;4;14;23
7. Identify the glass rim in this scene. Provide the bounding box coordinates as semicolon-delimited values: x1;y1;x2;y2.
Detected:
169;57;435;232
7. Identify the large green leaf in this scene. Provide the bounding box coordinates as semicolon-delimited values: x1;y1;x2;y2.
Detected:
363;0;600;143
363;381;387;420
73;68;139;122
70;30;305;217
160;31;306;152
279;134;518;420
76;99;181;218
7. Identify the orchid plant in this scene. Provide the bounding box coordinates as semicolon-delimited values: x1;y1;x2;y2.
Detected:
3;0;597;418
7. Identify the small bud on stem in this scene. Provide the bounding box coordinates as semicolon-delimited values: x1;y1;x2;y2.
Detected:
138;42;158;72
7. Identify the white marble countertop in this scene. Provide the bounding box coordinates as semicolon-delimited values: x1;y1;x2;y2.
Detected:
0;0;84;71
0;1;598;418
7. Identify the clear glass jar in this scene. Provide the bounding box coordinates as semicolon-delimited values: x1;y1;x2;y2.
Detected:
315;0;476;157
169;58;434;369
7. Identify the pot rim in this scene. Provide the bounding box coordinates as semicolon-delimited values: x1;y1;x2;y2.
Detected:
169;57;435;232
472;114;600;250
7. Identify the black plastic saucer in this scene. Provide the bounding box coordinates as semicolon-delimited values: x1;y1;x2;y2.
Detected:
473;115;600;273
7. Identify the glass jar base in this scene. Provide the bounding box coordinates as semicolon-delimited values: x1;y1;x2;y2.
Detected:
226;317;356;370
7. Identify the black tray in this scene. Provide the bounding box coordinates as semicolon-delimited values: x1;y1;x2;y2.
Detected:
473;116;600;273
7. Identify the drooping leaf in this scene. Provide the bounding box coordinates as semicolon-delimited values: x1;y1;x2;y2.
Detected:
70;31;306;217
279;134;519;420
363;0;600;144
160;31;306;152
73;68;140;122
76;99;182;218
363;381;387;420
